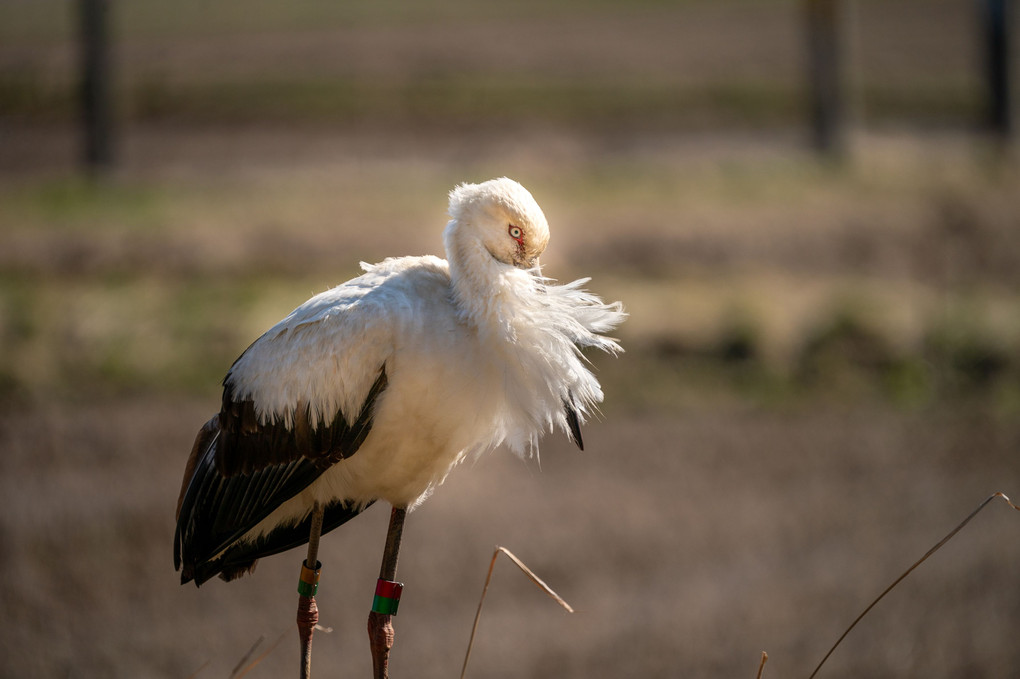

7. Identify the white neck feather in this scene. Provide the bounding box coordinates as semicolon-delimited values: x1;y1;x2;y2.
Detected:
444;218;534;340
443;212;626;459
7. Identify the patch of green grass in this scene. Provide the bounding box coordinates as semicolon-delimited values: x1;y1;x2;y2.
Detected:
2;178;169;229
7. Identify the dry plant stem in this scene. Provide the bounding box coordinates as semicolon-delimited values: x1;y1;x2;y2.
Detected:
298;501;326;679
369;506;407;679
234;630;289;679
461;546;574;679
756;651;768;679
230;635;264;677
807;492;1019;679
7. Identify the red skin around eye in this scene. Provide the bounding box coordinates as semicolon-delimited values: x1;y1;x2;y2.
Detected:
509;225;525;254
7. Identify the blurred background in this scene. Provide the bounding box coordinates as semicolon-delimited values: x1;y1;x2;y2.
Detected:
1;0;1019;677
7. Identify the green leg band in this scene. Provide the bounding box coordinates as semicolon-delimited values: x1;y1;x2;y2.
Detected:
372;578;404;615
298;560;321;597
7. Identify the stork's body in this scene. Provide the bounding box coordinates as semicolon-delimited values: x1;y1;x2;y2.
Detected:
174;178;625;587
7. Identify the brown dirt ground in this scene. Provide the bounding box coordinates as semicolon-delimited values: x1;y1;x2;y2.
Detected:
1;398;1018;678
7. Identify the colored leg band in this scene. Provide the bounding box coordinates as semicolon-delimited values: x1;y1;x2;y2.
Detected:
297;560;321;597
371;578;404;615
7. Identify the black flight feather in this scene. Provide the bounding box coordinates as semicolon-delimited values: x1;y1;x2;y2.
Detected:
564;398;584;451
190;498;372;586
174;366;388;586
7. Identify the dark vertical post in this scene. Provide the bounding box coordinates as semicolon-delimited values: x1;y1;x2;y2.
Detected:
982;0;1014;141
806;0;848;157
79;0;114;174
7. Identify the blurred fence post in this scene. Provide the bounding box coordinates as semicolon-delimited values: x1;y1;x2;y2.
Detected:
981;0;1014;142
805;0;848;158
79;0;114;175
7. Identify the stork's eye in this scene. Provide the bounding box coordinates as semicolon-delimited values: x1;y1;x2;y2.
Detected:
508;225;523;240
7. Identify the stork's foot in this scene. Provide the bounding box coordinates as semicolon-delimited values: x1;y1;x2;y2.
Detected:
367;610;395;679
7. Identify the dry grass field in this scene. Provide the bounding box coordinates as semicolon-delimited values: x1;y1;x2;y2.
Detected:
2;394;1018;678
2;1;1020;678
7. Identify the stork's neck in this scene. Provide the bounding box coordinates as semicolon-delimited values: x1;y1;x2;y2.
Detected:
444;219;535;339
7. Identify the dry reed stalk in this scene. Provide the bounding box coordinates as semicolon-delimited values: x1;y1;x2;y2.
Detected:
230;635;264;677
233;630;289;679
805;492;1019;679
460;546;574;679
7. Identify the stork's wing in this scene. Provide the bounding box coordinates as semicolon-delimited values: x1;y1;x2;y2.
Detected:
174;368;387;585
173;422;377;586
174;418;327;584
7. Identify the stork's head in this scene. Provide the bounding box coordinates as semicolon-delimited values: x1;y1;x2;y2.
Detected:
446;178;550;270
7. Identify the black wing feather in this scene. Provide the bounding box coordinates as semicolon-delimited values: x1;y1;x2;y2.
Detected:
190;498;373;585
564;399;584;451
174;366;389;586
174;430;325;584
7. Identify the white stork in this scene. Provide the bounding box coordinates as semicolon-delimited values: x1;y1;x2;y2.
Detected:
173;177;624;667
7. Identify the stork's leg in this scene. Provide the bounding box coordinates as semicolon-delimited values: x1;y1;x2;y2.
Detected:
298;501;325;679
368;505;407;679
